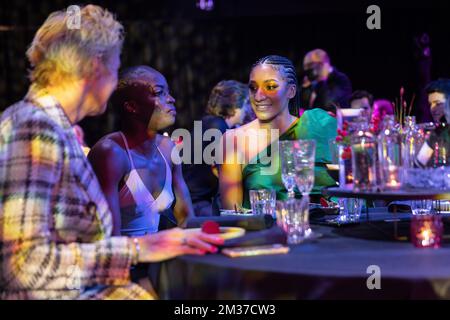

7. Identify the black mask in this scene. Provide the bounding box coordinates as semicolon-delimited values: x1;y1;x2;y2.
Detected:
304;68;319;82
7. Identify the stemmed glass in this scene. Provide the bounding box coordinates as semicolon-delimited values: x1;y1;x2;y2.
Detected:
293;139;316;237
279;141;297;198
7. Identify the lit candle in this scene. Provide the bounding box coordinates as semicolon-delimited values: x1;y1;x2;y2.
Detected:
420;228;432;247
385;165;401;189
411;215;443;248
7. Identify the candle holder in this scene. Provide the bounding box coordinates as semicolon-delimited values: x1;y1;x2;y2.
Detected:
410;214;443;248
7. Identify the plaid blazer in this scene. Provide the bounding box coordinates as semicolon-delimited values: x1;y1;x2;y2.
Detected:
0;95;151;300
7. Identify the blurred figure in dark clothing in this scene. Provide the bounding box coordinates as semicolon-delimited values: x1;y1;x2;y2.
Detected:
415;79;450;168
350;90;374;111
425;79;450;124
301;49;352;112
413;33;433;124
349;90;374;120
416;85;450;168
183;80;250;216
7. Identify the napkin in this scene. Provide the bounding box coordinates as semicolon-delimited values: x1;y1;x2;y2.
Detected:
221;226;287;248
186;214;275;231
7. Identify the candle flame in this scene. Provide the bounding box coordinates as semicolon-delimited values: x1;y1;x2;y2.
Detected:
420;229;432;246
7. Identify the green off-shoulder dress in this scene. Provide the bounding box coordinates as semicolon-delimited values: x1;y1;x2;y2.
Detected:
242;108;338;208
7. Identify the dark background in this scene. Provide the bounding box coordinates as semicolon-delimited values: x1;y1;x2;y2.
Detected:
1;0;449;146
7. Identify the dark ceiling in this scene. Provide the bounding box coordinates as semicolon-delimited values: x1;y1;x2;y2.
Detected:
0;0;445;27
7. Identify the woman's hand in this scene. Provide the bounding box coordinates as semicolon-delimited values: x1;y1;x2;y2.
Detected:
136;228;224;263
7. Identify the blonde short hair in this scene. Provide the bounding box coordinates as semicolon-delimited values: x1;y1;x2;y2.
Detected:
27;4;124;89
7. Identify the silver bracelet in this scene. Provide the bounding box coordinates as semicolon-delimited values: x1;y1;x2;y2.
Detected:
132;238;140;265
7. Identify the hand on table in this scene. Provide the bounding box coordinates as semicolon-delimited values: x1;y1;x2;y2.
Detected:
136;227;224;263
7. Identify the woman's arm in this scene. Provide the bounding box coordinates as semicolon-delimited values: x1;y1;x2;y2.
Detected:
88;138;128;236
218;130;244;209
162;138;194;226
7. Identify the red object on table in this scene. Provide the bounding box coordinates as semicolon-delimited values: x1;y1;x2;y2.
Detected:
320;198;329;208
201;220;221;234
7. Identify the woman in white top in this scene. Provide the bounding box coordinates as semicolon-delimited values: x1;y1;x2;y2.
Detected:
89;66;195;236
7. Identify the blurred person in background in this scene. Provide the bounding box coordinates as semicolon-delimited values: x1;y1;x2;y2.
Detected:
349;90;374;118
183;80;251;216
301;48;352;112
425;78;450;124
417;80;450;167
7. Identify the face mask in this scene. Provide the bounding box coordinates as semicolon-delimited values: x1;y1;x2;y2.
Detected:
305;68;319;82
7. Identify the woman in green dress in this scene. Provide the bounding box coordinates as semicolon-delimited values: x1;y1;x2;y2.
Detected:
219;55;337;209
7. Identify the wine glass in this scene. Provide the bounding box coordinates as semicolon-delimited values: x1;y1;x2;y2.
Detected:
293;139;316;195
279;141;297;198
293;139;316;237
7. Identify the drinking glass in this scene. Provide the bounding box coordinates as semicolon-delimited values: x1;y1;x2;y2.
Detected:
293;139;316;195
276;198;312;244
411;199;433;215
337;198;363;222
249;189;276;217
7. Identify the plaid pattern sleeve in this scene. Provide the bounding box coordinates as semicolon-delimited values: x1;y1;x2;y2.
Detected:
0;104;145;299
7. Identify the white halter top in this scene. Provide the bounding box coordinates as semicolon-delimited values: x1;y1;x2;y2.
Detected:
118;132;175;236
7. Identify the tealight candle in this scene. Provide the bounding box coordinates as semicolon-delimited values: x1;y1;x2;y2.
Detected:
410;214;443;248
385;165;401;189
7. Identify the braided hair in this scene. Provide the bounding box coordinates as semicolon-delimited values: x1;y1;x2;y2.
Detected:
252;55;300;116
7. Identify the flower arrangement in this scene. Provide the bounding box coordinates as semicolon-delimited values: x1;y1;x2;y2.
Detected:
393;87;416;130
335;121;353;185
335;121;351;160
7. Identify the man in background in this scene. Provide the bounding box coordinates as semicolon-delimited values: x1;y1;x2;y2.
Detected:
301;48;352;112
425;79;450;124
417;79;450;167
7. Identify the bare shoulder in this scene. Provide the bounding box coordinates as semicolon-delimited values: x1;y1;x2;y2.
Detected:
223;119;258;141
233;119;259;136
88;132;128;170
157;134;176;165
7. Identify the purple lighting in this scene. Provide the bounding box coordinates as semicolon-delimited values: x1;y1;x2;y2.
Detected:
196;0;214;11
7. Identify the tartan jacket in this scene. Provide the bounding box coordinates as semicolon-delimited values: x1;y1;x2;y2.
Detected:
0;95;151;299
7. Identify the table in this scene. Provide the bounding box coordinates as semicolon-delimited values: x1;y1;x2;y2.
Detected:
323;187;450;239
157;210;450;299
323;187;450;201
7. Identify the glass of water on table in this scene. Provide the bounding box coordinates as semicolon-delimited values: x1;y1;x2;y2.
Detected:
249;189;276;218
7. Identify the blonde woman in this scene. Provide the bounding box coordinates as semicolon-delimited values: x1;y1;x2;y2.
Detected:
0;5;222;300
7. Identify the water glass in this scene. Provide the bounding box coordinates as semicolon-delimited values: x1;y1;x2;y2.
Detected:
249;189;276;217
338;198;363;222
276;197;311;244
410;199;433;215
